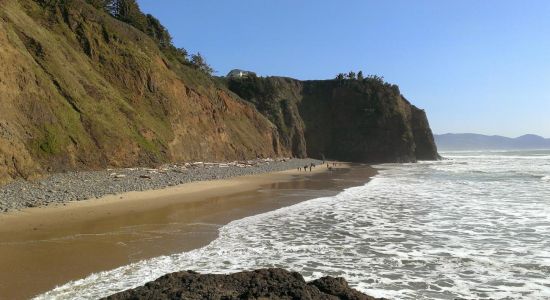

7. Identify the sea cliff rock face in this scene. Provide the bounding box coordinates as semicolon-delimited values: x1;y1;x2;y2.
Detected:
0;0;285;184
410;105;439;160
0;0;437;184
105;268;382;300
227;77;307;158
228;76;439;163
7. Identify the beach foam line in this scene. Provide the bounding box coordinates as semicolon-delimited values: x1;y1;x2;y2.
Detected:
34;182;373;300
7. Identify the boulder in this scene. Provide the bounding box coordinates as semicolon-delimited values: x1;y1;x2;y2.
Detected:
104;268;384;300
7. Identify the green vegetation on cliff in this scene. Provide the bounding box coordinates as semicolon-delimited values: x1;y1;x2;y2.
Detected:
227;75;306;157
85;0;213;74
0;0;438;184
0;0;283;184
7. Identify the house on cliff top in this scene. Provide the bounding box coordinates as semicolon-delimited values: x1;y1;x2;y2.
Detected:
227;69;256;78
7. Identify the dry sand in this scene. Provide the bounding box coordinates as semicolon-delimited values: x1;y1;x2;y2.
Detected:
0;164;376;300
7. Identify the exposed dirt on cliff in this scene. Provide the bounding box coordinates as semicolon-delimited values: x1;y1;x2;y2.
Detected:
0;0;438;184
0;0;285;184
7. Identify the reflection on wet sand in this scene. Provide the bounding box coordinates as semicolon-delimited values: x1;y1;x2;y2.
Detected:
0;165;375;300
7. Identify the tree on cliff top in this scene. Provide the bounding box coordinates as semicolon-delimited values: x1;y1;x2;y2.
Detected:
87;0;172;47
144;14;173;48
86;0;216;74
191;53;214;75
336;71;364;80
333;71;400;93
366;74;385;84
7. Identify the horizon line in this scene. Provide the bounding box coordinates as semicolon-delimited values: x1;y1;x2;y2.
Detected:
435;133;549;139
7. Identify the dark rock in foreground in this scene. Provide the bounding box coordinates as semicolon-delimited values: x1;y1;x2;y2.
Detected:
104;268;383;300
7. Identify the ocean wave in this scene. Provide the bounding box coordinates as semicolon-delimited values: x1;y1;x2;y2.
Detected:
37;152;550;300
34;189;361;300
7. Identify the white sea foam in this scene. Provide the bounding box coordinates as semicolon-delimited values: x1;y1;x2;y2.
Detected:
37;150;550;300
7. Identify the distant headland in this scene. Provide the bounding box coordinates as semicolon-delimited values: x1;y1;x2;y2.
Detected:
435;133;550;150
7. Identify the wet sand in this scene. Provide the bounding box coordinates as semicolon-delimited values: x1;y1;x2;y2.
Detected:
0;164;376;300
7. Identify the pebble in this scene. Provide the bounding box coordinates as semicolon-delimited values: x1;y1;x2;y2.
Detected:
0;158;321;213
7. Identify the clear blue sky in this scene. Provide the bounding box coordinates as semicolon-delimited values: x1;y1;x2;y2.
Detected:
138;0;550;138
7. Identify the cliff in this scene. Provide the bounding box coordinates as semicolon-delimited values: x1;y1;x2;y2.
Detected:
227;76;439;163
0;0;438;185
0;0;285;184
105;268;382;300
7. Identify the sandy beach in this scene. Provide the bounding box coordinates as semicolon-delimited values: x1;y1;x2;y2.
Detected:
0;163;376;300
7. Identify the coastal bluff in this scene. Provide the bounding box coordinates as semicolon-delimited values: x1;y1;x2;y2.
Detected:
227;76;439;163
0;0;438;184
105;268;384;300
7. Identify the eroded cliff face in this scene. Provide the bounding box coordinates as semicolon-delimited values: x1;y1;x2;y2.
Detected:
227;77;307;158
228;77;439;163
0;0;438;184
410;104;439;160
0;0;285;184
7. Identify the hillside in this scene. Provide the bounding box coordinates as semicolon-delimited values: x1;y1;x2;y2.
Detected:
227;76;439;163
0;0;438;185
0;0;285;184
435;133;550;150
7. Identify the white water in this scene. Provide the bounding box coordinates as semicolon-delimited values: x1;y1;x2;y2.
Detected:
37;150;550;299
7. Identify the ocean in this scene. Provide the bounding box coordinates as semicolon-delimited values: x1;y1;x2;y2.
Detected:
37;150;550;299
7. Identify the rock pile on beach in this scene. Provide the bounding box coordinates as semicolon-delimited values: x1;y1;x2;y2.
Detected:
104;268;382;300
0;158;321;212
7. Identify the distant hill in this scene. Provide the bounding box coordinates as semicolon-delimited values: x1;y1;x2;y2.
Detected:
435;133;550;150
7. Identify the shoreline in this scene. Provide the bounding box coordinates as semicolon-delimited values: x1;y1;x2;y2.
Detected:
0;160;328;230
0;162;376;300
0;158;322;212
